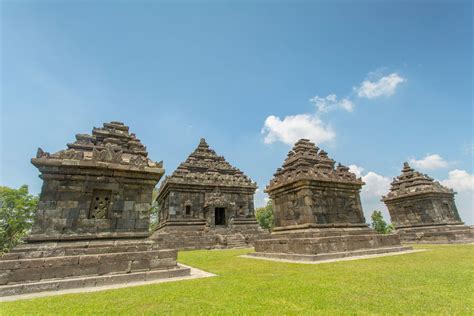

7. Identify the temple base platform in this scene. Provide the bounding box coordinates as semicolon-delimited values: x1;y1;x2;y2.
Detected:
252;224;412;262
152;218;268;250
0;237;190;297
395;224;474;244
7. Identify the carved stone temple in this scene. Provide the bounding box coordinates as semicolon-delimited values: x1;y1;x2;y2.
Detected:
0;122;189;297
382;162;473;243
249;139;411;262
151;138;264;249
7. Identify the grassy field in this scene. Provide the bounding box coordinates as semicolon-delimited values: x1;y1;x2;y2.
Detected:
1;244;473;315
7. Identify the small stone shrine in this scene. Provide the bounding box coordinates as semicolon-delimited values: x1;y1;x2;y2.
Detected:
382;162;473;243
0;122;189;297
249;139;411;262
152;138;264;249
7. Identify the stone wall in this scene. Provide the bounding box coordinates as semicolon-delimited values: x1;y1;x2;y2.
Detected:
30;166;157;239
272;182;365;228
385;193;461;228
159;188;255;228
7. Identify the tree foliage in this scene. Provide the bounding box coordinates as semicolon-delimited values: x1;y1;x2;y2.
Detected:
255;200;274;232
0;185;39;253
371;210;393;234
149;188;160;232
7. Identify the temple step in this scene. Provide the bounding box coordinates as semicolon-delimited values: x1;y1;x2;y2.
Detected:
247;246;413;262
0;265;190;297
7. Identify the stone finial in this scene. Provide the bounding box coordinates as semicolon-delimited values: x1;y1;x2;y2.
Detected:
402;161;413;171
199;138;208;146
36;148;50;158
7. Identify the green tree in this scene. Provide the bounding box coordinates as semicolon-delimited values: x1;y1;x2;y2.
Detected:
0;185;39;253
255;200;274;232
149;188;160;232
371;210;393;234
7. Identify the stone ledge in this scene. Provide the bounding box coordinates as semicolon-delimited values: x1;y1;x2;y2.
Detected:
245;246;415;263
0;265;191;298
396;225;474;244
24;232;151;242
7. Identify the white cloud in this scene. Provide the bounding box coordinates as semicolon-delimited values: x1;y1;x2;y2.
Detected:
309;94;354;113
349;165;364;178
464;143;474;157
350;165;391;197
262;114;335;145
409;154;449;170
349;164;392;222
356;73;406;99
441;169;474;192
362;171;392;197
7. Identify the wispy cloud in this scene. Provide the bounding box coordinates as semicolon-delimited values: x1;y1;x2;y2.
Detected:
355;73;406;99
310;94;354;113
409;154;449;170
262;114;335;145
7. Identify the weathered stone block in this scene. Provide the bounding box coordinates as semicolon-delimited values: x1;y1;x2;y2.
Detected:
131;260;150;272
8;267;43;283
98;261;130;275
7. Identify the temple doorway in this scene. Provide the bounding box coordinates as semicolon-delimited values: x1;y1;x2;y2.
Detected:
215;207;226;226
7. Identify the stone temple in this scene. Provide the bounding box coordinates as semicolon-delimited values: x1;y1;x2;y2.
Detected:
382;162;473;243
249;139;411;262
152;138;264;249
0;122;189;297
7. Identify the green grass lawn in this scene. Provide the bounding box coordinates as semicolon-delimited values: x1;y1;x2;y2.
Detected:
1;244;473;315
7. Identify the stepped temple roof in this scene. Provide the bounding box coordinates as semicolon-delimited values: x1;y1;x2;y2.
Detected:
267;139;363;192
159;138;256;189
32;121;163;172
382;162;454;202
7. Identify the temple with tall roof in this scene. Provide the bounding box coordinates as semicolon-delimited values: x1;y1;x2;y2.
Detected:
152;138;264;249
249;139;411;262
382;162;473;243
0;122;189;297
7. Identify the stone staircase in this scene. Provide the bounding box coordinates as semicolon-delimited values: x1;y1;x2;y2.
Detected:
214;231;249;249
225;234;249;248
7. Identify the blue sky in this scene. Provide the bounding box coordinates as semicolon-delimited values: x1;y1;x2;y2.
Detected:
1;1;473;223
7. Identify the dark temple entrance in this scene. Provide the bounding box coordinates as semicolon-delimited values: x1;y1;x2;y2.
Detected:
215;207;226;226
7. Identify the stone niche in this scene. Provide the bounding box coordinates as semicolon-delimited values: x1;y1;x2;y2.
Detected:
151;138;266;250
0;122;190;297
382;162;473;243
249;139;411;262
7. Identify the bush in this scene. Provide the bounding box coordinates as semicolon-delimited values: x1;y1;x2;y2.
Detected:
0;185;39;253
255;200;274;231
371;210;394;234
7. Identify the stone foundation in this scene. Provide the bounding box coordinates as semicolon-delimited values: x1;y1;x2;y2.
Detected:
152;218;267;250
0;238;189;297
395;224;474;244
252;224;411;261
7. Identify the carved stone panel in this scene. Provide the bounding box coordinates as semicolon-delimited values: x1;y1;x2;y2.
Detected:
89;190;112;219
